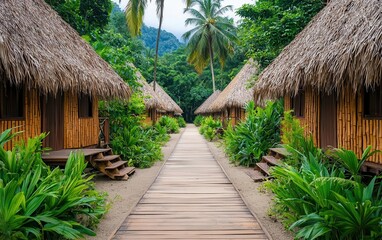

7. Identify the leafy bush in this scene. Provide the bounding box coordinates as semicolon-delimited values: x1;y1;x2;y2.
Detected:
267;133;382;239
223;101;283;166
176;116;187;128
0;129;107;240
157;116;180;134
193;115;204;126
199;116;222;141
100;93;167;168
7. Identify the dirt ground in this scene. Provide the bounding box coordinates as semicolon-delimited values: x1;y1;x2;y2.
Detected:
89;126;293;240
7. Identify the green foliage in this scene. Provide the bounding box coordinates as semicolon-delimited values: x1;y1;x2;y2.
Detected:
157;116;180;134
176;117;187;128
267;135;382;239
0;131;106;239
45;0;112;35
224;101;283;166
193;115;204;127
237;0;325;70
100;94;167;168
199;116;222;141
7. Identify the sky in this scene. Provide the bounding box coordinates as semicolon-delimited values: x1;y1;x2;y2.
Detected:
113;0;255;39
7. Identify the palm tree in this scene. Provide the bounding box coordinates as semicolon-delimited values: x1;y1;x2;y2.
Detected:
182;0;236;92
124;0;192;91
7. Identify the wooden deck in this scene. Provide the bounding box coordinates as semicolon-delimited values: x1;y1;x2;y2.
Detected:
42;148;111;164
113;125;269;239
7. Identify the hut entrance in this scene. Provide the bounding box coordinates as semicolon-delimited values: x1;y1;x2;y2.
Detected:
41;93;64;150
320;92;337;148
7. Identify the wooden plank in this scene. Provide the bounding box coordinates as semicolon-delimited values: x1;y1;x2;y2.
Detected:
112;125;269;239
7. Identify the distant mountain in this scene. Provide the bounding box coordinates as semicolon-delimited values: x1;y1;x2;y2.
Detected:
140;25;184;56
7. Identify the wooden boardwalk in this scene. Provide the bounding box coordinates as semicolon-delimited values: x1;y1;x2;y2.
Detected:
113;125;269;239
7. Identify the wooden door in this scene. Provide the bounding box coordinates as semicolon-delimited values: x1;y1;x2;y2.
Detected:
41;93;64;150
320;92;337;148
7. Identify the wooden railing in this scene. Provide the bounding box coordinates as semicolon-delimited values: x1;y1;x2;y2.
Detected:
99;117;110;147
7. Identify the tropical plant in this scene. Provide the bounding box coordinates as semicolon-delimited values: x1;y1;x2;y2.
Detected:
199;116;222;141
182;0;237;92
176;116;187;128
267;133;382;240
100;93;166;168
193;115;204;126
0;131;107;239
224;101;283;166
124;0;192;92
157;116;180;134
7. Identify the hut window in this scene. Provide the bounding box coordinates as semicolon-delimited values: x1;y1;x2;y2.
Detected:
364;86;382;118
0;83;24;119
290;90;305;117
78;94;93;118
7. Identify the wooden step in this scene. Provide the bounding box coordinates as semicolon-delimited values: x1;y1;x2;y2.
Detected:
361;161;382;175
246;169;268;182
262;155;281;166
114;167;136;177
269;148;290;159
255;162;271;176
105;160;127;170
94;155;120;162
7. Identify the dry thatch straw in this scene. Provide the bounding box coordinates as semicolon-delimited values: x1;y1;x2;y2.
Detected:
0;0;130;99
209;59;258;112
150;82;183;114
134;70;166;110
254;0;382;101
194;90;221;114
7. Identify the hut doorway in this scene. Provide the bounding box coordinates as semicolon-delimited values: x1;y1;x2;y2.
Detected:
320;92;337;148
41;93;64;150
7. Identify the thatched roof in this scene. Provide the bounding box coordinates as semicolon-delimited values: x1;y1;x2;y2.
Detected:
194;90;221;114
149;82;183;114
135;70;165;110
254;0;382;100
209;59;258;112
0;0;130;99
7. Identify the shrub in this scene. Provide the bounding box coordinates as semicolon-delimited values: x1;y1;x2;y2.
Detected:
176;116;187;128
0;130;107;240
267;133;382;239
157;116;180;134
199;116;222;141
100;93;166;168
193;115;204;126
223;101;283;166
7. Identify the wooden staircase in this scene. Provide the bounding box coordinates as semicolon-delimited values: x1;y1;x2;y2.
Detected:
89;148;135;180
246;148;290;182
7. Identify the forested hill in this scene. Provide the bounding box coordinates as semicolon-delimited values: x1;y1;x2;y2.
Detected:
140;25;183;56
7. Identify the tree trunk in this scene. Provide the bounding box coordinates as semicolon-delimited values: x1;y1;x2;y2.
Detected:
153;0;165;91
208;36;215;92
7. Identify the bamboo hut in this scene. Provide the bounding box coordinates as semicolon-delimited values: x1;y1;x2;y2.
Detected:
194;90;221;117
0;0;130;151
135;71;165;124
254;0;382;163
150;82;183;117
209;59;258;126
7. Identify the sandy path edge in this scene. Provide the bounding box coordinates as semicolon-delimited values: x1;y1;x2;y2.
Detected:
207;140;294;240
88;127;185;240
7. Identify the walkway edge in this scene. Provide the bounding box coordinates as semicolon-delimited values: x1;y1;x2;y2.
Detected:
206;138;274;240
107;127;186;240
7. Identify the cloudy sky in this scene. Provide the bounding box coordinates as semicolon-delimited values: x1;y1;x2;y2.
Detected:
113;0;255;39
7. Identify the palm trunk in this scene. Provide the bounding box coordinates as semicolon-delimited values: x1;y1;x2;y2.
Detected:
153;0;164;91
208;36;215;92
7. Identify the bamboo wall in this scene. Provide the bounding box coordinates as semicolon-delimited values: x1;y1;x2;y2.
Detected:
285;87;382;163
0;89;41;150
284;87;319;145
64;93;99;148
